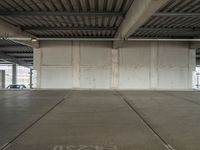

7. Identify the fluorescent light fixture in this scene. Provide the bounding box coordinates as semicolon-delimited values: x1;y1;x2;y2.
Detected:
31;38;38;42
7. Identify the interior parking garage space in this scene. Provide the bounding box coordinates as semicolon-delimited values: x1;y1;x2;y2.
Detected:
1;0;200;150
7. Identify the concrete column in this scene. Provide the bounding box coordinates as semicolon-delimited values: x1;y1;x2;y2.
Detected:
12;64;17;84
72;41;80;88
111;49;119;89
33;48;42;88
188;49;196;89
150;42;159;89
0;70;5;88
30;69;33;89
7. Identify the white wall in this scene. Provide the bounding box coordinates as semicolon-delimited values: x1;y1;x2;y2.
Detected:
119;42;151;89
34;41;196;90
157;42;189;89
79;41;112;89
37;41;73;88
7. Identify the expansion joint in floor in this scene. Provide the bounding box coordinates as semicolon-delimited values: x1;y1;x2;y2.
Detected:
0;90;73;150
114;91;175;150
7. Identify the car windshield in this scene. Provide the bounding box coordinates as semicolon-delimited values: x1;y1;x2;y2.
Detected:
9;85;20;88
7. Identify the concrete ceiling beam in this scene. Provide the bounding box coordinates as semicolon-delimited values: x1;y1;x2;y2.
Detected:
113;0;171;48
0;19;39;48
190;42;200;49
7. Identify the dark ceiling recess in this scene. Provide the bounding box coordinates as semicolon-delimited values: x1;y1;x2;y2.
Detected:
0;0;134;38
0;40;33;67
131;0;200;39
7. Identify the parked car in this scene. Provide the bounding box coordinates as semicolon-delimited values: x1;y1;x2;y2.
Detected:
7;84;26;90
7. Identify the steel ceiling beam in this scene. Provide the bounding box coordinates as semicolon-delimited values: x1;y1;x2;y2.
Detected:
23;26;118;31
13;58;33;61
136;27;200;36
196;54;200;58
0;51;30;67
154;13;200;17
138;27;200;32
0;45;28;47
7;53;33;56
0;11;124;17
0;46;32;51
5;51;33;54
135;32;200;36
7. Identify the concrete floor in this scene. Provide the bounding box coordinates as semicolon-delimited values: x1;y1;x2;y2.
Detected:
0;90;200;150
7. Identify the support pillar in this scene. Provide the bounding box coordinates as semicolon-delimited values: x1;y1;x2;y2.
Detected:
30;69;33;89
33;48;42;88
12;64;17;84
0;70;5;88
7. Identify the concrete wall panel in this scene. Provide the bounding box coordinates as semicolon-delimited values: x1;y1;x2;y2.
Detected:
41;41;72;66
158;42;189;89
80;41;112;88
80;41;111;66
80;67;111;89
119;42;150;89
36;41;195;90
41;66;72;88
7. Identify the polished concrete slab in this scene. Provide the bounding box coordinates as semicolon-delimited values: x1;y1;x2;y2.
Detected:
0;90;200;150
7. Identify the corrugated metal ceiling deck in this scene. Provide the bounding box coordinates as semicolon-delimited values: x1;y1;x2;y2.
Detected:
132;0;200;38
0;39;33;66
1;0;200;39
0;0;134;38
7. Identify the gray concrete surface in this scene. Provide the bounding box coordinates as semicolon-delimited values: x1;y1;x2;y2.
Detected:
0;90;69;149
120;91;200;150
37;41;195;90
0;90;200;150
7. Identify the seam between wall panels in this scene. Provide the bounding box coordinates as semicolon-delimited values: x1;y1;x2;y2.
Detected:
117;48;121;89
188;47;196;89
188;48;190;89
72;41;80;88
150;41;159;89
157;41;159;89
110;49;112;89
39;48;42;88
111;48;119;89
117;48;119;89
150;42;152;89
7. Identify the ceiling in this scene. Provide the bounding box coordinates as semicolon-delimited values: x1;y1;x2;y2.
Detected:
0;39;33;67
0;0;199;39
0;0;134;38
132;0;200;39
